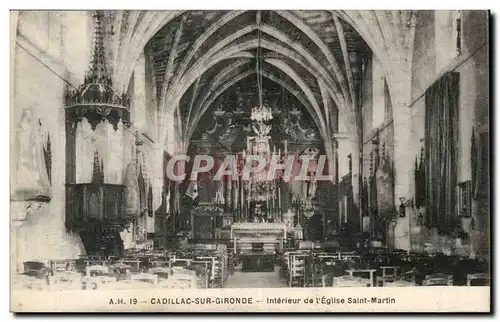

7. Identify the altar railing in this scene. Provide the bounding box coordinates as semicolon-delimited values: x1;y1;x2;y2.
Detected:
231;222;287;233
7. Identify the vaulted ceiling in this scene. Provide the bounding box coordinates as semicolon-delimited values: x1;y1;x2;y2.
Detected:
105;10;417;154
141;11;370;149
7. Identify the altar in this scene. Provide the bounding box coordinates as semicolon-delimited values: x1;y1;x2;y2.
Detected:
231;223;287;272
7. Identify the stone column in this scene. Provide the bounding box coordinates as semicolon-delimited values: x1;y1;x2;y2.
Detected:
392;104;416;251
10;201;46;274
11;218;26;275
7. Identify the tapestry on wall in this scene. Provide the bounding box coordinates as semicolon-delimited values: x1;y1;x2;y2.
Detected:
424;72;460;234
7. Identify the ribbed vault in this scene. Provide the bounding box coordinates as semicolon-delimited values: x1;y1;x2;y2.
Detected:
107;10;417;160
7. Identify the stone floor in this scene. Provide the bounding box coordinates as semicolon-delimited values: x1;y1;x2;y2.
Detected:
224;265;288;288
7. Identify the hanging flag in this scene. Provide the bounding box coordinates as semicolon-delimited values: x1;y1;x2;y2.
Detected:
185;180;199;200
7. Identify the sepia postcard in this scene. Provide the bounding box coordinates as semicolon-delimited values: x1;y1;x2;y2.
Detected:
10;9;491;313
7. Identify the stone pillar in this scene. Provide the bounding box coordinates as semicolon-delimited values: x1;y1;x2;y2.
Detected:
350;144;361;224
10;201;27;275
471;126;490;260
10;201;47;274
11;220;25;275
393;106;414;200
133;54;147;130
392;104;416;250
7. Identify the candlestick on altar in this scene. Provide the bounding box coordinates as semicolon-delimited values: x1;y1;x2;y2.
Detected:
247;181;251;220
271;193;275;220
240;180;244;222
278;187;281;216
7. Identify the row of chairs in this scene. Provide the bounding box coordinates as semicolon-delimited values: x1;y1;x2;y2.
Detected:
14;246;232;291
280;249;490;288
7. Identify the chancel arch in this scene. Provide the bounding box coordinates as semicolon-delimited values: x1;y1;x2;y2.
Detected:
10;10;490;293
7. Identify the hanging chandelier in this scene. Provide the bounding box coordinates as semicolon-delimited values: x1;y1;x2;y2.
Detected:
250;11;273;137
293;194;316;219
251;105;273;123
303;197;316;219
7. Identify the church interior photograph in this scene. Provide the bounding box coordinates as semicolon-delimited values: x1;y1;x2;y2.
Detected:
10;10;490;290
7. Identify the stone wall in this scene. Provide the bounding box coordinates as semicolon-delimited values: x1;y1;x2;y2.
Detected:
392;10;489;256
11;12;92;271
10;11;175;269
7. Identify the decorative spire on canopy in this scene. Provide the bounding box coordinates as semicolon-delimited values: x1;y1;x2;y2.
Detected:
85;11;112;86
64;10;131;131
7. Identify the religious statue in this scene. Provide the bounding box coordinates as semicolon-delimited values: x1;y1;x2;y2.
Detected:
120;224;135;250
135;226;147;242
305;128;317;139
219;114;238;141
283;209;294;229
308;178;317;197
12;107;51;202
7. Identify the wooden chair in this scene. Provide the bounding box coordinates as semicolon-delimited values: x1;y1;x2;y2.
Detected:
377;266;400;286
467;273;490;286
47;271;83;290
423;273;453;286
160;269;197;289
333;275;371;287
23;261;48;278
346;269;377;287
84;258;108;269
83;275;117;290
172;259;192;268
49;259;76;273
199;255;226;288
130;273;159;284
383;278;414;287
191;260;211;288
288;253;306;287
119;258;141;271
86;265;108;277
381;271;416;287
320;258;340;287
150;259;170;268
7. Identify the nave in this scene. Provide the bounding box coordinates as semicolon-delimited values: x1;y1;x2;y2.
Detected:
11;10;490;292
12;237;490;291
